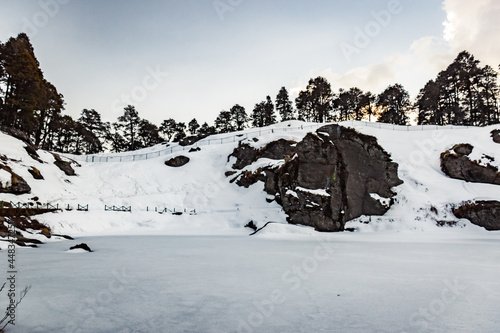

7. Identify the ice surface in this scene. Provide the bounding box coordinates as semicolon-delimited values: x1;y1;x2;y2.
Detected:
3;233;500;333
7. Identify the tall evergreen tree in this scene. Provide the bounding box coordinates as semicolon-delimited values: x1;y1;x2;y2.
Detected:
478;65;499;125
117;105;141;151
173;122;187;142
0;33;46;132
35;79;64;148
295;90;314;122
263;95;276;126
416;80;442;125
276;87;295;121
198;122;216;136
159;118;177;142
188;118;200;135
251;101;266;128
77;109;106;153
307;76;334;122
377;84;410;125
230;104;248;131
138;119;161;147
214;110;235;133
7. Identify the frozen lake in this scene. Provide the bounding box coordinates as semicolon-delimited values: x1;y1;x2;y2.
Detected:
4;232;500;333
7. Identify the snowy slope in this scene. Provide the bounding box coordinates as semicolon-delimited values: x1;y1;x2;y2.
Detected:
2;122;500;333
1;121;499;237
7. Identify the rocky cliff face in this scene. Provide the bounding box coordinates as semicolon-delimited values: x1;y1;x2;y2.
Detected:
454;201;500;230
0;161;31;195
440;144;500;185
229;125;403;232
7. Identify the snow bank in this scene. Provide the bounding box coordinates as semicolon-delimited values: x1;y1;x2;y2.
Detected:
1;121;500;237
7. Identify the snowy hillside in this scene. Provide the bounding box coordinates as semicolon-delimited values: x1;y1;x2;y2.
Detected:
2;121;500;333
1;120;499;237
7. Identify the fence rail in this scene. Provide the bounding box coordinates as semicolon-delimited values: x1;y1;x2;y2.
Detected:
104;205;132;212
82;121;472;163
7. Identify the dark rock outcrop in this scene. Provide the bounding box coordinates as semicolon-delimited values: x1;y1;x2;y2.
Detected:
179;134;208;146
440;144;500;185
51;153;78;176
229;125;403;232
0;126;32;145
0;216;56;247
0;164;31;194
24;144;44;163
28;166;44;180
69;243;93;252
492;130;500;144
453;201;500;230
165;155;190;167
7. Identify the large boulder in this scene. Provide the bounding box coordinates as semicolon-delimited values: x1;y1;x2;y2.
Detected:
51;153;78;176
0;164;31;195
229;125;403;232
165;155;190;167
440;144;500;185
453;201;500;230
492;129;500;144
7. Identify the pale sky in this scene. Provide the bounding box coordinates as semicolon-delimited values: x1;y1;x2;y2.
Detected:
1;0;499;125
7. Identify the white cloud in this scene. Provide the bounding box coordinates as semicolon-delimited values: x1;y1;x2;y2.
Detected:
312;0;500;98
442;0;500;67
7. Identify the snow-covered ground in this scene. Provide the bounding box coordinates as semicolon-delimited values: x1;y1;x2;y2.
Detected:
1;120;499;236
1;121;500;332
6;232;500;333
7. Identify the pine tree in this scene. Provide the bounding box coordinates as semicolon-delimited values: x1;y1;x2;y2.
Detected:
117;105;141;151
0;33;46;132
295;90;314;122
214;110;235;133
263;95;276;126
138;119;161;147
478;65;499;125
198;122;216;136
77;109;106;153
416;80;442;125
35;80;64;148
307;77;334;122
173;122;186;142
276;87;295;121
108;122;127;153
230;104;248;130
159;118;177;142
377;84;410;125
251;101;266;128
188;118;200;135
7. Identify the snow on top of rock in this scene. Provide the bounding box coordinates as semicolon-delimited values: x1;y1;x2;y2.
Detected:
296;186;330;197
0;168;12;187
370;193;391;208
